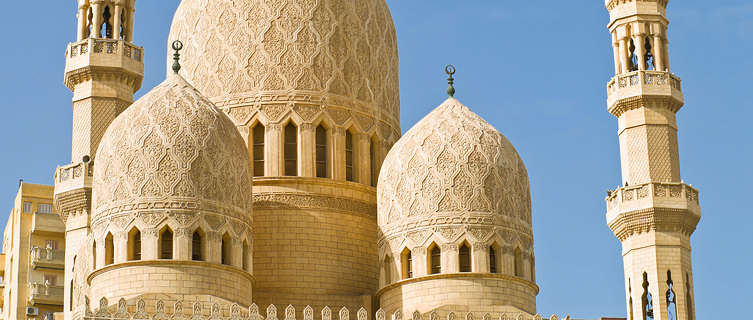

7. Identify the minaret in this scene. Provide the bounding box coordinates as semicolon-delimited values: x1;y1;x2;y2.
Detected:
54;0;143;318
604;1;700;320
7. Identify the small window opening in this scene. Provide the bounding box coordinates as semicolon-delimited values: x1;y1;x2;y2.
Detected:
316;125;328;178
102;6;113;39
252;124;265;177
459;242;471;272
221;233;232;265
629;39;639;71
284;123;298;176
666;271;677;320
92;240;97;269
192;229;204;261
489;245;497;274
86;8;93;38
105;233;114;265
69;279;74;311
119;9;127;40
159;227;173;259
370;138;378;187
345;130;355;182
642;272;654;320
644;37;655;70
242;240;250;271
128;227;141;261
429;244;441;275
383;256;392;285
401;248;413;279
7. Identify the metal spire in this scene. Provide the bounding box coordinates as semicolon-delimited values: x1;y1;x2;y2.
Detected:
172;40;184;74
445;64;456;98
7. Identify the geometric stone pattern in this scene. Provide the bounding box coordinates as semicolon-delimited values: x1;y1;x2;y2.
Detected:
619;124;681;185
71;97;131;163
377;98;532;248
92;74;252;228
168;0;401;143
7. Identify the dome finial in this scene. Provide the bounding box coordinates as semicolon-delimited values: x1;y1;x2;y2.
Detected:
445;64;456;97
171;40;184;74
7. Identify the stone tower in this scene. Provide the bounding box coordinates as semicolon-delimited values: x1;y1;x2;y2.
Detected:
54;0;143;318
168;0;401;311
604;1;700;320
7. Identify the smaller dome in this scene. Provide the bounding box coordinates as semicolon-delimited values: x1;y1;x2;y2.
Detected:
378;97;532;245
92;73;252;227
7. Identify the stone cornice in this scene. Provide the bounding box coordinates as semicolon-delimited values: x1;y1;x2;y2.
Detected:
375;273;539;298
608;207;700;241
64;65;143;93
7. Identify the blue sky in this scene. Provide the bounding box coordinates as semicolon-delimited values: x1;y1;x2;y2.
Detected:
0;0;751;318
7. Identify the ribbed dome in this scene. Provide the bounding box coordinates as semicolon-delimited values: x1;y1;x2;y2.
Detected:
167;0;400;128
92;74;252;227
377;98;532;246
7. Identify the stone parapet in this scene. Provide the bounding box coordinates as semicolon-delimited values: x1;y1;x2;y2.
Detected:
73;299;570;320
64;38;144;99
606;182;701;240
606;71;683;116
54;161;93;224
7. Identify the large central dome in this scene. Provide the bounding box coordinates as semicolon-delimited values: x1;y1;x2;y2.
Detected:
167;0;400;129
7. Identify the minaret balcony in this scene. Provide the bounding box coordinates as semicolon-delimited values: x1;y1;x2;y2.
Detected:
605;182;701;239
53;161;93;225
64;38;145;93
606;70;684;115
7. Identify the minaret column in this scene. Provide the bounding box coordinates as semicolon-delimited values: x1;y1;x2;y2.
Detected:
612;33;621;75
300;123;316;177
112;4;122;40
332;127;346;180
266;123;283;176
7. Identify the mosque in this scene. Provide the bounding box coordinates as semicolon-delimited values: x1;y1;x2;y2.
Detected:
45;0;700;319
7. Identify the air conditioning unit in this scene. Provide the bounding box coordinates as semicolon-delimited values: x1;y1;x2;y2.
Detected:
26;306;39;316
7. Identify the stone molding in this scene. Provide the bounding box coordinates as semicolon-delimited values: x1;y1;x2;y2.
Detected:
86;259;255;285
608;207;700;241
375;273;539;298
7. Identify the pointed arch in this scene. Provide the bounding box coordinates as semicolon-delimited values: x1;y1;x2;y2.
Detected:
428;243;441;275
489;242;500;274
345;128;356;182
666;271;677;320
642;272;654;320
92;239;97;269
513;247;523;277
458;241;471;272
284;122;298;176
252;123;266;177
159;226;174;259
221;232;232;265
102;5;113;39
105;232;114;265
127;227;141;261
192;228;205;261
400;248;412;279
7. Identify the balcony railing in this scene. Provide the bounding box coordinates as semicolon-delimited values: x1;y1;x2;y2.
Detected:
605;182;701;223
30;247;65;269
67;38;143;62
28;282;64;306
606;70;683;112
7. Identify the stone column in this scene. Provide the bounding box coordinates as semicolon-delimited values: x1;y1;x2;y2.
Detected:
91;3;103;38
267;123;283;176
175;228;192;260
442;244;459;273
141;228;158;260
95;238;106;268
473;242;489;273
114;231;127;263
231;239;243;268
127;7;135;42
77;6;88;40
112;5;121;40
300;123;316;177
332;127;346;181
653;35;665;71
612;33;621;75
356;133;370;185
206;231;221;264
634;35;646;70
618;38;630;74
502;245;514;275
412;247;427;278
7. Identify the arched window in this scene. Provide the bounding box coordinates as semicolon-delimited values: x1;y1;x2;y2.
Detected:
370;138;378;187
644;36;655;70
316;125;328;178
128;227;141;261
284;123;298;176
489;245;498;274
642;272;654;320
159;227;173;259
102;6;113;39
92;240;97;269
685;274;694;320
514;247;523;277
242;240;250;271
429;243;441;275
666;271;677;320
401;248;412;279
629;39;638;71
459;242;471;272
345;130;355;182
192;229;204;261
119;9;127;40
221;233;232;265
105;233;114;265
383;256;392;285
252;124;265;177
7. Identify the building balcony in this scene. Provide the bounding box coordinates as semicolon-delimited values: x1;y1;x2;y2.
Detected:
30;247;65;270
605;182;701;224
606;70;684;115
31;212;64;236
28;283;64;306
64;38;144;94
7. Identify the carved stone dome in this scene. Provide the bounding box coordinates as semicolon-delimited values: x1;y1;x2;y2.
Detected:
92;74;252;228
167;0;401;130
377;98;532;251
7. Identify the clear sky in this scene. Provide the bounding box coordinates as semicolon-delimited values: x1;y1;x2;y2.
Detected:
0;0;751;318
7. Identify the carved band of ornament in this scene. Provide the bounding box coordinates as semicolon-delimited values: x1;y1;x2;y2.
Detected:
91;211;252;240
253;193;377;217
608;96;682;118
380;216;533;238
605;182;700;208
64;67;143;92
608;208;700;241
92;199;250;227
